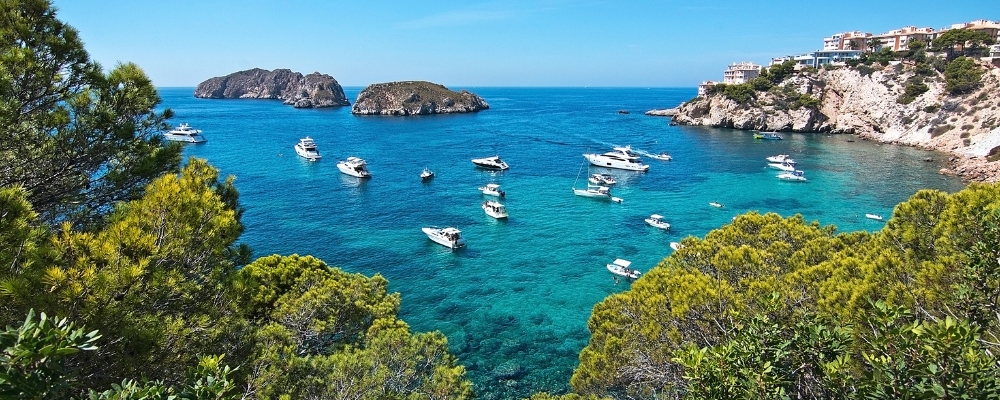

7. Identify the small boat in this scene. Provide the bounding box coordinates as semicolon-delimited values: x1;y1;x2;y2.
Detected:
482;201;508;219
765;154;796;164
294;137;322;161
421;168;434;181
471;155;509;171
645;214;670;230
422;226;466;249
588;173;617;185
573;185;612;199
617;110;630;114
337;157;371;178
777;170;807;181
865;213;884;221
648;152;673;161
611;196;624;203
760;132;783;140
479;183;505;197
670;242;682;251
164;123;207;143
709;202;724;208
606;259;641;279
768;162;796;172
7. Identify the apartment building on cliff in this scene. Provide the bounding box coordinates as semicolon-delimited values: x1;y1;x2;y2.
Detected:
823;31;872;51
873;26;936;51
723;62;762;84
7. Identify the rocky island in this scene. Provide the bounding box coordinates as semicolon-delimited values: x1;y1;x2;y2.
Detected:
351;81;489;115
671;58;1000;182
194;68;350;108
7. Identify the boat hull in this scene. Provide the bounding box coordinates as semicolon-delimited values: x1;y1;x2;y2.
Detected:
295;147;322;161
645;219;670;230
768;163;795;171
482;202;508;219
607;264;641;279
164;134;207;143
583;154;649;171
573;188;610;199
422;228;466;249
337;163;371;178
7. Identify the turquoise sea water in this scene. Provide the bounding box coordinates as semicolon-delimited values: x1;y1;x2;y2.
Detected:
160;87;964;398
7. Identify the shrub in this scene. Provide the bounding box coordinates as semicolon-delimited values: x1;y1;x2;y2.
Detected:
961;131;971;138
791;94;821;110
988;146;1000;162
898;79;929;104
856;65;876;76
924;104;941;113
962;124;975;131
722;83;756;104
749;76;773;92
931;125;953;137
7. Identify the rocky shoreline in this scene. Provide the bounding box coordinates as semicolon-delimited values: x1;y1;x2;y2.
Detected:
668;61;1000;183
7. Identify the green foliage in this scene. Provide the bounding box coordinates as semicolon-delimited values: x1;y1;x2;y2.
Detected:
897;76;929;104
944;56;984;95
722;84;756;104
87;355;238;400
923;104;940;113
0;0;181;228
0;309;99;399
791;94;820;110
572;183;1000;398
856;302;1000;398
749;76;773;92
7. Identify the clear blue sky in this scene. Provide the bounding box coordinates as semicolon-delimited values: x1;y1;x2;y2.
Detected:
54;0;996;87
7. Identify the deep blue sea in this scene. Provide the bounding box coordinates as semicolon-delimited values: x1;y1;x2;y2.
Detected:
160;87;963;398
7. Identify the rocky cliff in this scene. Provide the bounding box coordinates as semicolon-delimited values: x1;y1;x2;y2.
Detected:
194;68;350;108
672;62;1000;182
351;81;488;115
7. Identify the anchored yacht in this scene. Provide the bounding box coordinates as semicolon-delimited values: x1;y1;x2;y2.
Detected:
471;155;509;171
164;123;207;143
337;157;371;178
294;137;321;161
422;226;466;249
583;146;649;171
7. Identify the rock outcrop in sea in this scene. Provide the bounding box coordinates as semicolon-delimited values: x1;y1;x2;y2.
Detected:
351;81;489;115
194;68;350;108
671;62;1000;182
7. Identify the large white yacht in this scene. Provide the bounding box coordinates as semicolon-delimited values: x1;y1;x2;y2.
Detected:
573;185;612;199
294;137;321;161
164;123;207;143
337;157;371;178
583;146;649;171
471;155;510;171
422;226;466;249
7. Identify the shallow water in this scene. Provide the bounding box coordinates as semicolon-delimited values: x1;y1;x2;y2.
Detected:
161;87;963;398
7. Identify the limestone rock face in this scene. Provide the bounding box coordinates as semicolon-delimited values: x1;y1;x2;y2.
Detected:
351;81;489;115
672;63;1000;182
194;68;349;108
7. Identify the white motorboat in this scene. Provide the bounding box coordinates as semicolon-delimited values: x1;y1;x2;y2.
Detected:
768;162;796;172
645;214;670;230
479;183;505;197
482;201;508;219
777;170;807;181
337;157;371;178
709;202;724;208
422;226;466;249
766;154;796;165
573;185;612;199
583;146;650;172
606;259;641;279
648;152;673;161
866;213;884;221
471;155;509;171
294;137;321;161
421;168;434;180
164;123;207;143
588;173;616;185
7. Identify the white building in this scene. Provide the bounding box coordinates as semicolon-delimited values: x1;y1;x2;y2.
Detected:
723;62;762;84
991;44;1000;57
697;80;719;96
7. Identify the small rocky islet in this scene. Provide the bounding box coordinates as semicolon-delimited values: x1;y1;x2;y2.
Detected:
194;68;350;108
351;81;489;116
